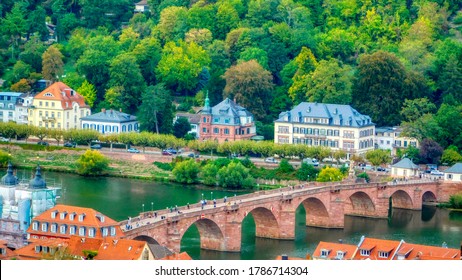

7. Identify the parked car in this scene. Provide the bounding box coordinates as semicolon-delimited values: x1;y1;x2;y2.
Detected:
188;153;200;158
127;148;140;153
376;167;386;172
430;170;444;176
37;141;49;146
90;144;102;150
164;148;177;154
302;157;319;166
162;150;173;156
265;157;279;164
0;137;9;142
64;142;76;148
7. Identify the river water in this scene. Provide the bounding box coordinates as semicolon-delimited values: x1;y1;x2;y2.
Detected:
17;169;462;260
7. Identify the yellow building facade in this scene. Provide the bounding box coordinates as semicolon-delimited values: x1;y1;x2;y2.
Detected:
29;82;90;130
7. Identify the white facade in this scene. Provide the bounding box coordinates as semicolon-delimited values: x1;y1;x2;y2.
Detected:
444;163;462;182
15;96;33;125
0;92;23;123
375;126;419;155
81;109;139;134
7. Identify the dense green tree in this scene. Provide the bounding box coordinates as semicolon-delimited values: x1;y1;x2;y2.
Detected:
173;117;191;139
441;148;462;166
42;45;64;81
77;80;97;108
108;53;146;113
223;60;274;120
76;150;109;176
79;0;132;30
400;98;437;122
156;6;189;42
316;166;344;182
238;47;269;69
438;56;462;102
217;161;255;189
296;163;319;181
200;162;219;186
365;149;391;167
419;138;443;164
26;6;48;40
214;3;240;40
306;59;352;104
352;51;411;126
156;40;210;94
206;40;231;105
1;2;27;59
131;37;162;85
12;61;33;83
172;159;200;184
138;84;174;134
288;47;317;103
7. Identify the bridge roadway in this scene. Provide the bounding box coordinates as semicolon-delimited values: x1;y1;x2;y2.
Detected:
120;179;462;253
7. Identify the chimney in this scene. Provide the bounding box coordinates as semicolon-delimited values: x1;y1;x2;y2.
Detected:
281;254;288;260
338;239;343;244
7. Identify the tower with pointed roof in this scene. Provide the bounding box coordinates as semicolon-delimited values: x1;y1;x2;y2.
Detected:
199;95;256;142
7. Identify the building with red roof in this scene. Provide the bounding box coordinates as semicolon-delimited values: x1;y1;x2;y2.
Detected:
312;241;358;260
27;205;124;241
29;82;91;130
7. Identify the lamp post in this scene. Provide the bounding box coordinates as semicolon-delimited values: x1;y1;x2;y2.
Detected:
151;202;153;212
211;192;213;200
142;204;145;213
202;193;204;201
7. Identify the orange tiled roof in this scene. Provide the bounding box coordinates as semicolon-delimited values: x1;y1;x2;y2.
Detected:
354;238;401;260
27;204;124;239
395;243;461;260
312;241;358;260
160;252;192;260
34;82;89;109
14;239;68;260
0;240;18;260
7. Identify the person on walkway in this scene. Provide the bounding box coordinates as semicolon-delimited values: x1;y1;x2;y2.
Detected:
224;196;227;203
187;203;190;209
213;199;217;208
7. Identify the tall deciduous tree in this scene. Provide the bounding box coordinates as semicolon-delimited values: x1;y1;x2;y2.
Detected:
1;3;27;59
173;117;191;139
223;60;274;120
419;138;444;164
400;98;437;122
138;84;174;134
156;40;210;95
352;51;410;126
42;45;64;81
77;80;97;108
365;149;391;168
288;47;317;103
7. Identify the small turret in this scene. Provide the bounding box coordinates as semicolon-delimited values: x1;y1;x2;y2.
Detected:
202;91;211;114
1;162;18;186
29;165;47;189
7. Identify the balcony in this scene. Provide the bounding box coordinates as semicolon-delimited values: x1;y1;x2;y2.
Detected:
42;116;56;122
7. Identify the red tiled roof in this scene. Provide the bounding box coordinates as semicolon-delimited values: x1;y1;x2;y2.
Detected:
34;82;89;109
14;239;68;260
160;252;192;260
394;243;460;260
0;239;18;260
354;238;401;260
312;241;358;260
27;204;124;239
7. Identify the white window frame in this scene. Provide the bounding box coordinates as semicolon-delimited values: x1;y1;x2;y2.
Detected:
110;227;116;236
88;228;95;237
378;251;389;258
102;227;108;237
79;227;86;236
50;223;57;233
32;222;38;231
320;249;329;257
41;223;48;232
360;249;370;256
69;226;76;235
60;225;66;234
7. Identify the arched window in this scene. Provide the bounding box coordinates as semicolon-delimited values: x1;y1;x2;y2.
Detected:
128;124;132;131
122;125;126;132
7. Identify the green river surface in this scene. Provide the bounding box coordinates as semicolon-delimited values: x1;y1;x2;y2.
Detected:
16;169;462;260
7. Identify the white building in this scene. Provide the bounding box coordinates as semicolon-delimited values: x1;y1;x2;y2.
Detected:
174;113;200;138
375;126;419;155
0;164;60;248
81;109;139;134
274;102;375;157
0;92;23;123
444;163;462;182
15;94;33;125
391;158;419;178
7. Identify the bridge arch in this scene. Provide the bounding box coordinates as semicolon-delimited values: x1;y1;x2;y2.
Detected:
133;235;160;245
422;191;437;204
299;197;330;228
180;218;226;251
391;190;414;209
246;207;280;239
345;191;376;217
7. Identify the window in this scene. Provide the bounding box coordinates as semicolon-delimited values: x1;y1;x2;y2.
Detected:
58;112;61;118
51;211;58;219
202;128;206;133
102;227;108;237
60;225;66;234
51;223;57;233
336;251;345;259
39;111;43;116
110;227;116;236
45;102;49;107
278;126;289;133
203;117;207;123
88;228;95;237
8;112;13;118
32;222;38;231
79;227;86;236
51;102;55;107
360;249;370;256
224;128;229;134
320;249;330;258
378;251;389;258
41;223;48;232
213;118;219;123
39;101;43;106
69;213;75;221
213;128;219;134
69;226;76;235
78;214;85;221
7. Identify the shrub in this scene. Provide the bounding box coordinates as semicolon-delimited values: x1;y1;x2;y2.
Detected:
217;161;255;189
213;158;231;168
200;162;219;185
172;159;200;184
76;150;109;176
448;193;462;209
239;156;254;168
153;161;172;171
0;150;12;168
296;163;319;181
277;159;294;173
356;172;370;183
316;166;344;182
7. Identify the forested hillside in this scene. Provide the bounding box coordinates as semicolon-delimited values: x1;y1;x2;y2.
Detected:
1;0;462;152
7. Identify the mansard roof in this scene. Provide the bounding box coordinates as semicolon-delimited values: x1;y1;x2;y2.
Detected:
208;98;254;125
81;109;137;124
276;102;373;127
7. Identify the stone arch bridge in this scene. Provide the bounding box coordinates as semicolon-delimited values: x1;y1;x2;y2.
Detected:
121;180;461;253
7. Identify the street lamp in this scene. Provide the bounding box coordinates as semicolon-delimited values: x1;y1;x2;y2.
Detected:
151;202;153;212
142;204;145;213
211;192;213;200
202;193;204;201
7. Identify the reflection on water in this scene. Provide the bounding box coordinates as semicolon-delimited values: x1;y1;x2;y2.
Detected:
11;169;461;260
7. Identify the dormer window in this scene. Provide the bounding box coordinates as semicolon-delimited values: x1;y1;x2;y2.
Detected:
35;245;42;253
50;223;57;233
60;212;67;219
78;213;85;222
41;223;48;232
32;221;39;231
43;246;49;254
336;251;345;259
0;248;5;255
110;226;116;236
51;210;58;219
320;249;330;258
69;226;76;235
69;213;76;221
378;251;389;258
96;214;105;223
360;249;370;256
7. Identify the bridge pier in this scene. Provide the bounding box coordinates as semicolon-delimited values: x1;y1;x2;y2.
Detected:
278;209;295;239
223;220;242;252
